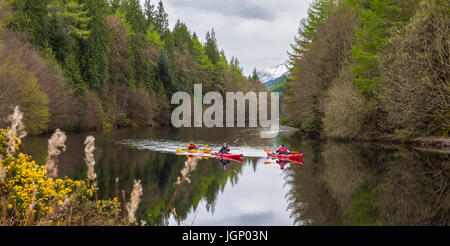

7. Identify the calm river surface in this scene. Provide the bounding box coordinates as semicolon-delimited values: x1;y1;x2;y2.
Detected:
22;127;449;226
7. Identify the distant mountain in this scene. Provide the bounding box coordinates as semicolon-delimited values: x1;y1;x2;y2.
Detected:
264;76;285;88
257;61;290;84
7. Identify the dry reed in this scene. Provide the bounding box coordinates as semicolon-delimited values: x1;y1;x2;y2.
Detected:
6;106;26;156
127;180;143;225
45;129;67;178
84;136;97;186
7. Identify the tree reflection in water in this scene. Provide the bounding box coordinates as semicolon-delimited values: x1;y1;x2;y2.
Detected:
285;139;449;226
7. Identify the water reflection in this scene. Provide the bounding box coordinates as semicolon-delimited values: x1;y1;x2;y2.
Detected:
21;127;448;226
284;137;449;226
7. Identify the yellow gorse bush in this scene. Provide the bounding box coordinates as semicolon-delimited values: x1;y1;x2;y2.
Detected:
4;152;94;214
0;128;120;225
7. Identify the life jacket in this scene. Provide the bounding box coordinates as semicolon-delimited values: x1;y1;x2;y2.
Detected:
186;143;198;150
220;146;230;154
277;147;288;154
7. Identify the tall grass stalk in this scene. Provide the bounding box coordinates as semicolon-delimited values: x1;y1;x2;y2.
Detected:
45;129;67;178
84;136;97;187
127;180;143;225
6;106;26;156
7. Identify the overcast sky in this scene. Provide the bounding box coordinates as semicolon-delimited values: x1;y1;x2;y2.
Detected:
145;0;313;75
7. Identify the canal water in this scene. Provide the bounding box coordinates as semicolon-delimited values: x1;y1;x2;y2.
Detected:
22;127;449;226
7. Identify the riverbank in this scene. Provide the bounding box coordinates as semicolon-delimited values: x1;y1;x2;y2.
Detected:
292;130;450;151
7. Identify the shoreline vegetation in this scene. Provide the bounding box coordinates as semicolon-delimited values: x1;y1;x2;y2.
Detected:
1;107;206;226
0;0;447;149
301;132;450;150
283;0;448;144
0;107;142;226
0;0;266;135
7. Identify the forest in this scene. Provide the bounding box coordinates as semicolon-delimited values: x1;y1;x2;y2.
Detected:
284;0;449;141
0;0;265;135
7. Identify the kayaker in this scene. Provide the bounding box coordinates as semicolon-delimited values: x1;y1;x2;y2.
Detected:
276;159;290;170
186;140;198;150
276;144;289;155
219;143;230;154
219;158;230;170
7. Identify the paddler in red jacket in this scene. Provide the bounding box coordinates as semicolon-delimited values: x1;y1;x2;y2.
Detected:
276;144;289;155
219;143;230;154
186;140;198;150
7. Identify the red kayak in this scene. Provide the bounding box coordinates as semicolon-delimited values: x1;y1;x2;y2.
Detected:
212;153;244;159
267;152;304;161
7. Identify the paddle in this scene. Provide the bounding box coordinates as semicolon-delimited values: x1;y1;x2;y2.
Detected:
177;145;210;153
264;149;301;155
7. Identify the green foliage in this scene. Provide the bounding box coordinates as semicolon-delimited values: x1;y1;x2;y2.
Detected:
191;33;213;71
48;0;91;40
229;56;243;76
143;0;155;27
78;0;110;90
7;0;50;47
121;0;146;34
0;46;49;134
269;77;288;92
249;68;260;83
350;0;421;97
146;24;165;47
3;0;266;134
63;53;86;95
156;51;176;96
284;0;445;139
348;186;379;225
154;0;168;36
204;29;220;65
288;0;336;67
284;2;357;135
212;52;228;93
173;20;192;51
377;0;449;136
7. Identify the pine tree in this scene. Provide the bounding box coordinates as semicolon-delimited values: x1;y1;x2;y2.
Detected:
173;20;193;51
146;23;165;48
204;28;220;65
155;1;169;36
191;33;213;71
230;57;243;76
156;51;176;96
78;0;110;90
108;0;121;13
288;0;336;66
8;0;51;48
212;51;228;94
144;0;156;27
122;0;146;34
251;68;260;83
350;0;421;97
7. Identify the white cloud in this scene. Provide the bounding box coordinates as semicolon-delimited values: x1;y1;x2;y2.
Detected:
149;0;313;75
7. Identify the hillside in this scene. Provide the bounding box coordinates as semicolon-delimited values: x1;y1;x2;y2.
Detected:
284;0;448;140
0;0;266;134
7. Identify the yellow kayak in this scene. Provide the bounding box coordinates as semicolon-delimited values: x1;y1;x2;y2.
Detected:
176;149;212;154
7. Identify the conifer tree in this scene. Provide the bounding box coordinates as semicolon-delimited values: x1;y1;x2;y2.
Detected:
350;0;421;97
288;0;336;66
204;29;220;65
191;33;213;71
155;1;169;36
78;0;110;89
144;0;155;27
122;0;146;34
8;0;50;48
